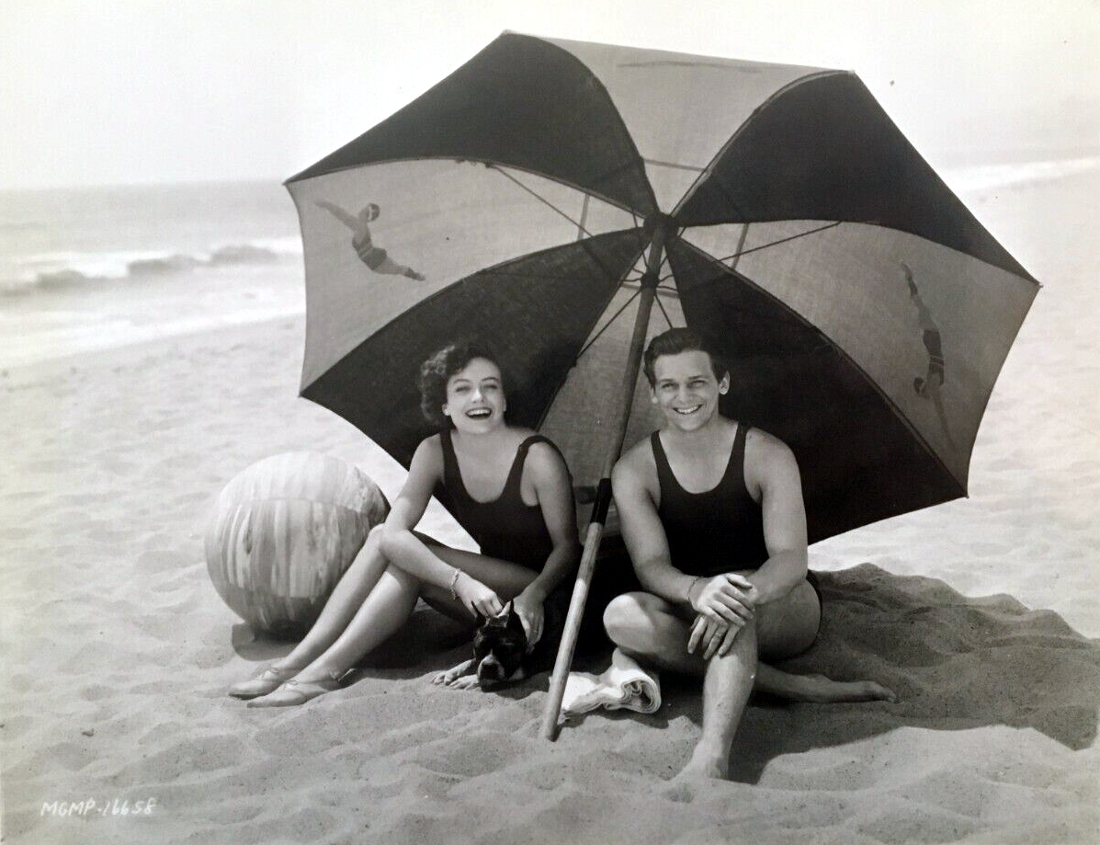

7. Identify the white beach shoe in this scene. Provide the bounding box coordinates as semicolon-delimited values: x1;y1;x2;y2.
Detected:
228;665;299;699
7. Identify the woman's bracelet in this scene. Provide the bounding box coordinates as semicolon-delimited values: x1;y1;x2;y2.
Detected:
686;575;704;606
449;568;462;600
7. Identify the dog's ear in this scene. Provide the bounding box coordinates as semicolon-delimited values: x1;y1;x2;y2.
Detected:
484;601;513;629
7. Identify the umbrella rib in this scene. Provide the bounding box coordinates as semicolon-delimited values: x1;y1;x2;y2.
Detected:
712;221;841;264
655;220;841;284
533;237;652;432
643;158;705;173
481;270;636;282
620;280;679;298
654;291;676;329
575;288;642;360
296;155;654;220
488;164;597;238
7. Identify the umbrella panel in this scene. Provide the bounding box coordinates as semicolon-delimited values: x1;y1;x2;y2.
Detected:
302;229;649;472
682;220;1037;482
290;33;656;215
676;72;1035;283
667;238;957;542
544;36;826;211
539;269;684;491
289;160;636;388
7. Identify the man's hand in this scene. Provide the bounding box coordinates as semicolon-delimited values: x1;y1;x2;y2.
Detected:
689;573;756;627
512;589;544;652
686;573;759;659
687;615;743;658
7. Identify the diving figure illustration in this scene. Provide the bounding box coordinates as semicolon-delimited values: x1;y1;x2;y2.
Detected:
901;261;945;397
315;200;426;281
901;261;957;452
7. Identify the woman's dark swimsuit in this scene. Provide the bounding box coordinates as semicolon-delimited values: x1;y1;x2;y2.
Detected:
651;424;821;603
437;430;556;572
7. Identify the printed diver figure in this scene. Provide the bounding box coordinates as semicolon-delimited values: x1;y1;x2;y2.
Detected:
315;199;426;281
901;261;945;397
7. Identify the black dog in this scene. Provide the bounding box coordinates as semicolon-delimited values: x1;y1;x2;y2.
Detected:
434;599;564;691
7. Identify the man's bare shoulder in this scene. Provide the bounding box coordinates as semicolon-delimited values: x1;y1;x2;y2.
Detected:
744;427;800;490
612;435;657;487
744;426;792;457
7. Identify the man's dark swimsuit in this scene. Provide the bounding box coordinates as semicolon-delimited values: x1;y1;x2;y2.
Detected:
650;424;821;602
437;430;556;572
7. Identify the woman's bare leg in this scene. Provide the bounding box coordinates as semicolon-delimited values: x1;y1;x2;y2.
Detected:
283;563;423;684
270;524;391;673
247;541;538;704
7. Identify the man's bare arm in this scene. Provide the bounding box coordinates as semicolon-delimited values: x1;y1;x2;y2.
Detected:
611;453;692;602
742;431;809;605
612;451;753;629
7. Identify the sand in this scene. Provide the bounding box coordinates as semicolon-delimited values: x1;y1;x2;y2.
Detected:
2;169;1099;845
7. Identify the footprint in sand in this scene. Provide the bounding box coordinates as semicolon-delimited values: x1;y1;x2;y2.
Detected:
663;781;694;803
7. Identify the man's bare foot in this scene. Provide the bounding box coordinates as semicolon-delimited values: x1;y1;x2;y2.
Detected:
790;673;897;703
678;742;728;780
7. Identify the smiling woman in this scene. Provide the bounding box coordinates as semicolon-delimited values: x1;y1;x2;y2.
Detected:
230;339;581;707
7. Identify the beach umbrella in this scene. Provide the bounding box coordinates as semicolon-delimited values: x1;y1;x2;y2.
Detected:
284;33;1038;737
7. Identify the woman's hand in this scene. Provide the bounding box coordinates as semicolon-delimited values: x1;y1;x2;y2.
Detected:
688;573;756;628
454;572;504;619
512;588;545;651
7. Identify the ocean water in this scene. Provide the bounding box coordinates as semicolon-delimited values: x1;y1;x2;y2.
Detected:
1;157;1096;370
0;181;304;368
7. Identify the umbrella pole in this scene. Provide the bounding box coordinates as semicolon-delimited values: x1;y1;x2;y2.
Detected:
540;224;668;740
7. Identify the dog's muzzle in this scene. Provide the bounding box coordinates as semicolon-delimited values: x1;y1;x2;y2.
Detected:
476;656;506;684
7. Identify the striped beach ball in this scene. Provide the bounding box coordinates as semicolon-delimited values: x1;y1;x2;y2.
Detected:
205;452;389;637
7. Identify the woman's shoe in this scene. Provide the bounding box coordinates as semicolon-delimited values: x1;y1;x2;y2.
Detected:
228;665;299;699
246;676;343;708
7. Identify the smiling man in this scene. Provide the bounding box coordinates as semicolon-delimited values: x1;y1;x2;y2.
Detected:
605;328;892;780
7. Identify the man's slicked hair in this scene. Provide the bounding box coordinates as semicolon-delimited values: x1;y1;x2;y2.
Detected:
642;327;728;386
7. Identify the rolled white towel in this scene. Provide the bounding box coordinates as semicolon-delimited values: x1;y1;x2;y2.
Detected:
560;648;661;723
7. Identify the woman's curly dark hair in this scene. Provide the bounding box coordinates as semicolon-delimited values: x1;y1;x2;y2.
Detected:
419;339;503;429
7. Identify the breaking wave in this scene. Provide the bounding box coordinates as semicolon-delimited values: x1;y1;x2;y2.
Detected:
1;239;302;296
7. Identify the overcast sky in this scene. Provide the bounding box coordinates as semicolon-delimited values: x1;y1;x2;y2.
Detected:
3;0;1098;189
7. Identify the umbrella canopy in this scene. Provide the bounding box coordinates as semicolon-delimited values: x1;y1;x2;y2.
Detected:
285;32;1037;544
